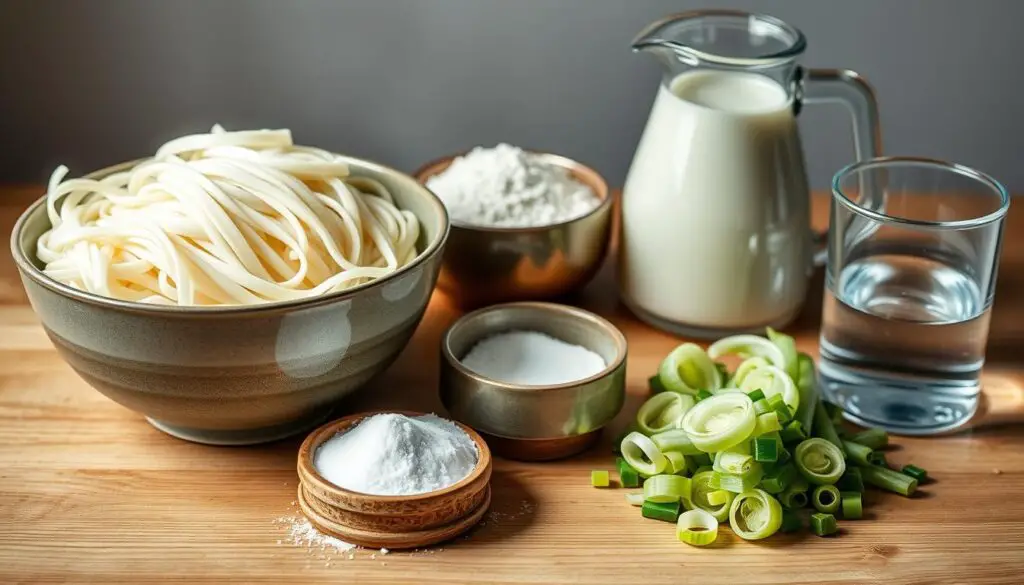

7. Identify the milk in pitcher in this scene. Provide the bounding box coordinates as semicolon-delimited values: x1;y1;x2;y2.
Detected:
619;70;812;336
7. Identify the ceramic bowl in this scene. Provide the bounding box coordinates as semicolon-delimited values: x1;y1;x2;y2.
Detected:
296;411;492;549
414;152;612;308
10;158;449;445
439;302;627;461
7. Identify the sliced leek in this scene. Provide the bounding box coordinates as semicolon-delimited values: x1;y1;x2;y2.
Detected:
664;451;688;475
732;356;771;388
621;432;668;476
625;492;645;506
794;438;846;486
650;429;703;456
676;509;719;546
738;365;800;413
657;343;723;395
685;470;734;522
794;352;818;430
636;392;694;435
765;327;799;382
680;393;756;452
708;335;787;372
644;474;692;504
728;489;783;540
713;443;755;475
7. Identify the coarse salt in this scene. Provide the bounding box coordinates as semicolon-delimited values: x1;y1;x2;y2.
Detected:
425;143;600;227
460;330;607;385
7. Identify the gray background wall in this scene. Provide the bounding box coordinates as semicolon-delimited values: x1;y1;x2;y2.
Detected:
1;0;1021;191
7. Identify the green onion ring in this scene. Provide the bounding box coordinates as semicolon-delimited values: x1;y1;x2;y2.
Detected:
731;356;770;388
684;470;734;522
738;365;800;412
636;392;694;435
728;489;783;540
644;474;693;504
708;335;788;372
621;431;668;476
657;343;723;395
680;393;756;452
794;438;846;486
676;509;719;546
765;327;799;382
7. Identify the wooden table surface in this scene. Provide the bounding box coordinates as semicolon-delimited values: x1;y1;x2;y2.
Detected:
1;186;1023;585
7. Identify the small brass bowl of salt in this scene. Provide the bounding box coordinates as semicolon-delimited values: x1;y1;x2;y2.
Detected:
296;410;492;549
439;302;627;461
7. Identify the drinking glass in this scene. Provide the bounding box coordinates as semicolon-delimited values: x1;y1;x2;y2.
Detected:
819;157;1010;435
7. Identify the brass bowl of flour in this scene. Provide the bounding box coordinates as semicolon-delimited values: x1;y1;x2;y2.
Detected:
414;152;612;308
296;410;492;549
439;303;627;461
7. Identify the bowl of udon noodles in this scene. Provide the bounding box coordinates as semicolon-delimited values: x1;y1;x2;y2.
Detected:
10;126;449;445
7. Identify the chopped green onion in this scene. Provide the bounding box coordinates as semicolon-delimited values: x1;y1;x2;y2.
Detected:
642;499;681;523
708;335;788;373
680;393;756;453
712;468;764;493
644;474;692;504
591;470;610;487
713;443;755;475
794;438;846;485
812;484;841;514
859;464;918;497
752;437;779;462
761;464;796;494
794;353;818;430
810;512;838;536
901;464;928;482
676;509;719;546
753;399;771;415
780;510;802;533
779;473;809;509
766;393;785;410
617;457;641;488
733;356;771;387
812;402;846;454
773;402;794;424
739;365;800;413
648;374;667;394
746;389;766;402
706;490;731;506
728;489;783;540
625;492;645;506
696;389;713;401
691;452;713;468
777;447;791;465
685;470;734;521
658;343;722;395
636;392;695;435
780;420;808;444
868;451;887;467
650;429;703;455
765;327;799;381
837;468;864;492
664;451;688;475
755;411;782;435
842;440;875;467
840;491;862;519
621;432;668;476
848;428;889;450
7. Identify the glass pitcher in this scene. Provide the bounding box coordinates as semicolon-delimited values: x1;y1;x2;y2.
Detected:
619;10;881;338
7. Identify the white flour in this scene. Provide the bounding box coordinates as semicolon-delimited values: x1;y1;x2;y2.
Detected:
460;331;607;385
314;413;478;496
425;143;600;227
287;517;356;553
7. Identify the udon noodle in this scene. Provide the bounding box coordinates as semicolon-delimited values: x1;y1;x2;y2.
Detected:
36;126;421;306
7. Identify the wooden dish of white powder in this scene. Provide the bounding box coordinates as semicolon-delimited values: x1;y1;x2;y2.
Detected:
296;411;492;550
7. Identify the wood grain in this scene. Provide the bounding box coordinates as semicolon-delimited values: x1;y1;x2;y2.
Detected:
1;186;1024;585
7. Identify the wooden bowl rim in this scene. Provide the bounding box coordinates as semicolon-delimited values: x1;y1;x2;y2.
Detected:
297;409;492;503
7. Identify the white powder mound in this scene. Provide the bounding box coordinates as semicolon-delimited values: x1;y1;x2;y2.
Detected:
425;143;600;227
286;517;355;553
314;413;479;496
460;330;607;386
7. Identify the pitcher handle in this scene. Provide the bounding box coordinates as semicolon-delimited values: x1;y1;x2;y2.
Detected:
797;68;883;266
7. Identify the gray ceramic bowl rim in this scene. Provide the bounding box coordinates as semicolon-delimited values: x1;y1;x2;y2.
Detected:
414;151;612;233
10;156;450;317
441;301;628;391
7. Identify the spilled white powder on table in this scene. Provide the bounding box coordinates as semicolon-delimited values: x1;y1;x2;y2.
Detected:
314;413;478;496
460;330;607;385
425;143;600;227
280;516;355;553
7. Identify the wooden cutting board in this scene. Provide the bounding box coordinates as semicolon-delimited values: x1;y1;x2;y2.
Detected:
1;186;1023;585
